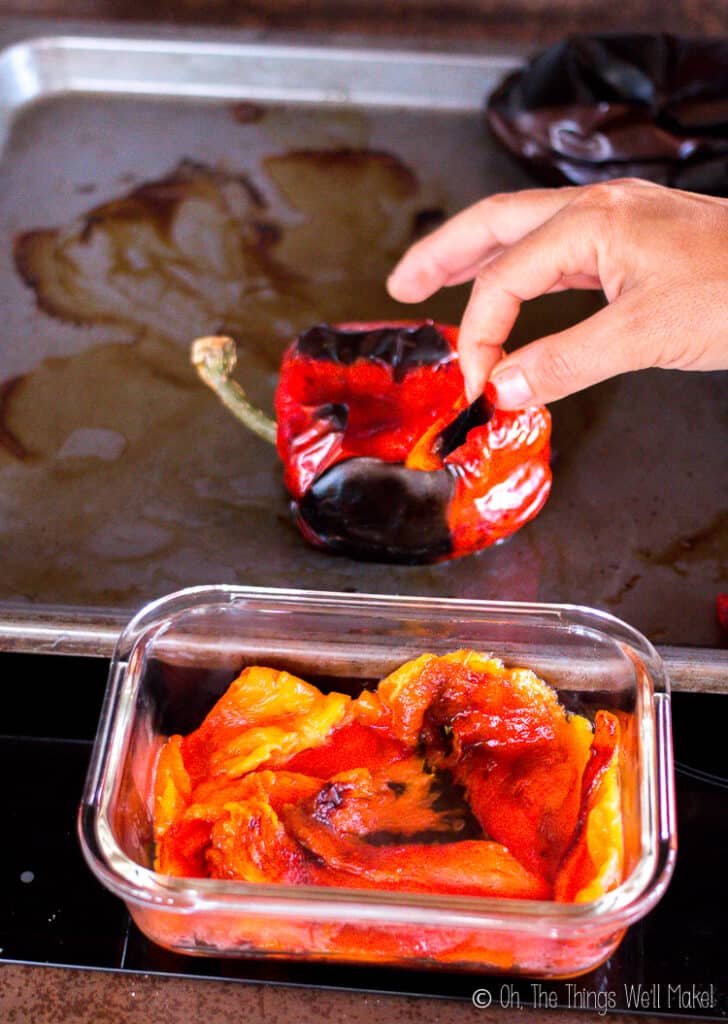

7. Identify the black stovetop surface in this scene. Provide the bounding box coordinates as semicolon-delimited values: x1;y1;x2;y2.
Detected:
2;652;726;1018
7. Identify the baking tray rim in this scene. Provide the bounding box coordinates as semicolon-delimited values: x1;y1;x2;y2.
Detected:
0;24;523;120
1;593;727;692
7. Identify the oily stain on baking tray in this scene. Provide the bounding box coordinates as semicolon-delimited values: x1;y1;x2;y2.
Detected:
1;144;477;603
12;150;437;357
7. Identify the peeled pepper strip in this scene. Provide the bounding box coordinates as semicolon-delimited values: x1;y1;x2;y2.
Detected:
180;666;350;784
154;650;623;908
376;650;596;882
554;710;624;902
297;758;471;838
154;734;191;840
285;807;551;900
155;770;322;879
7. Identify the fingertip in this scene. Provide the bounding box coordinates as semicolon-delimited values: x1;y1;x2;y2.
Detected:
386;266;433;303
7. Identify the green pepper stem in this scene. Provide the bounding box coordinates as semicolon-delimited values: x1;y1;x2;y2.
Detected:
191;335;277;446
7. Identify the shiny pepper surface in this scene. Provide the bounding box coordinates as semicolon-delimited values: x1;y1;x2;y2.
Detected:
275;320;552;563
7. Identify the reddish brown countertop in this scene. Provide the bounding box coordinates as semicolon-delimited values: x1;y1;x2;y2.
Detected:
0;0;726;41
0;963;683;1024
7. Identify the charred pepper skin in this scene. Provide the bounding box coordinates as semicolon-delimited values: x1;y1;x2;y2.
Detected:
275;321;552;564
296;457;455;563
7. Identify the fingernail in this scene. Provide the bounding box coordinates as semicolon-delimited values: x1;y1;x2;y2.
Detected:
490;366;533;408
464;375;483;403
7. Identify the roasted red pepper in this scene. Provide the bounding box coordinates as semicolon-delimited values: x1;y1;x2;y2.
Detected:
718;593;728;633
192;320;552;563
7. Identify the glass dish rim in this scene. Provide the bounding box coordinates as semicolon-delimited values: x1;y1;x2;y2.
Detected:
79;584;677;935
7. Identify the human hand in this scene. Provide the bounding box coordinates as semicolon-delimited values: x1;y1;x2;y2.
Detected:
387;179;728;407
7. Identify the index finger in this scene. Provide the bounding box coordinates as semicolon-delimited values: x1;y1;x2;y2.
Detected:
387;186;578;303
456;201;603;400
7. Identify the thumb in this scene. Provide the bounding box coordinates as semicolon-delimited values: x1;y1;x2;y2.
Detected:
488;297;653;408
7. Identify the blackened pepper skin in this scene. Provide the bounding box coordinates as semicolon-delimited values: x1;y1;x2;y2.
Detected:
296;457;454;563
192;321;552;564
296;323;454;381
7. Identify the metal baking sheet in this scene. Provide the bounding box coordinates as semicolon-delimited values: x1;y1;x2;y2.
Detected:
0;23;725;670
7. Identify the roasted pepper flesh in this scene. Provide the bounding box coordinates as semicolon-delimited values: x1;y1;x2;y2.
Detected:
275;322;463;494
154;651;623;912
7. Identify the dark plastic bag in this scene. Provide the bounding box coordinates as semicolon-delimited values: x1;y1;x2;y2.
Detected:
485;34;728;196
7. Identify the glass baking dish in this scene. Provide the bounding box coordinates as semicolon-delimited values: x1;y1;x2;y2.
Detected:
78;585;676;977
